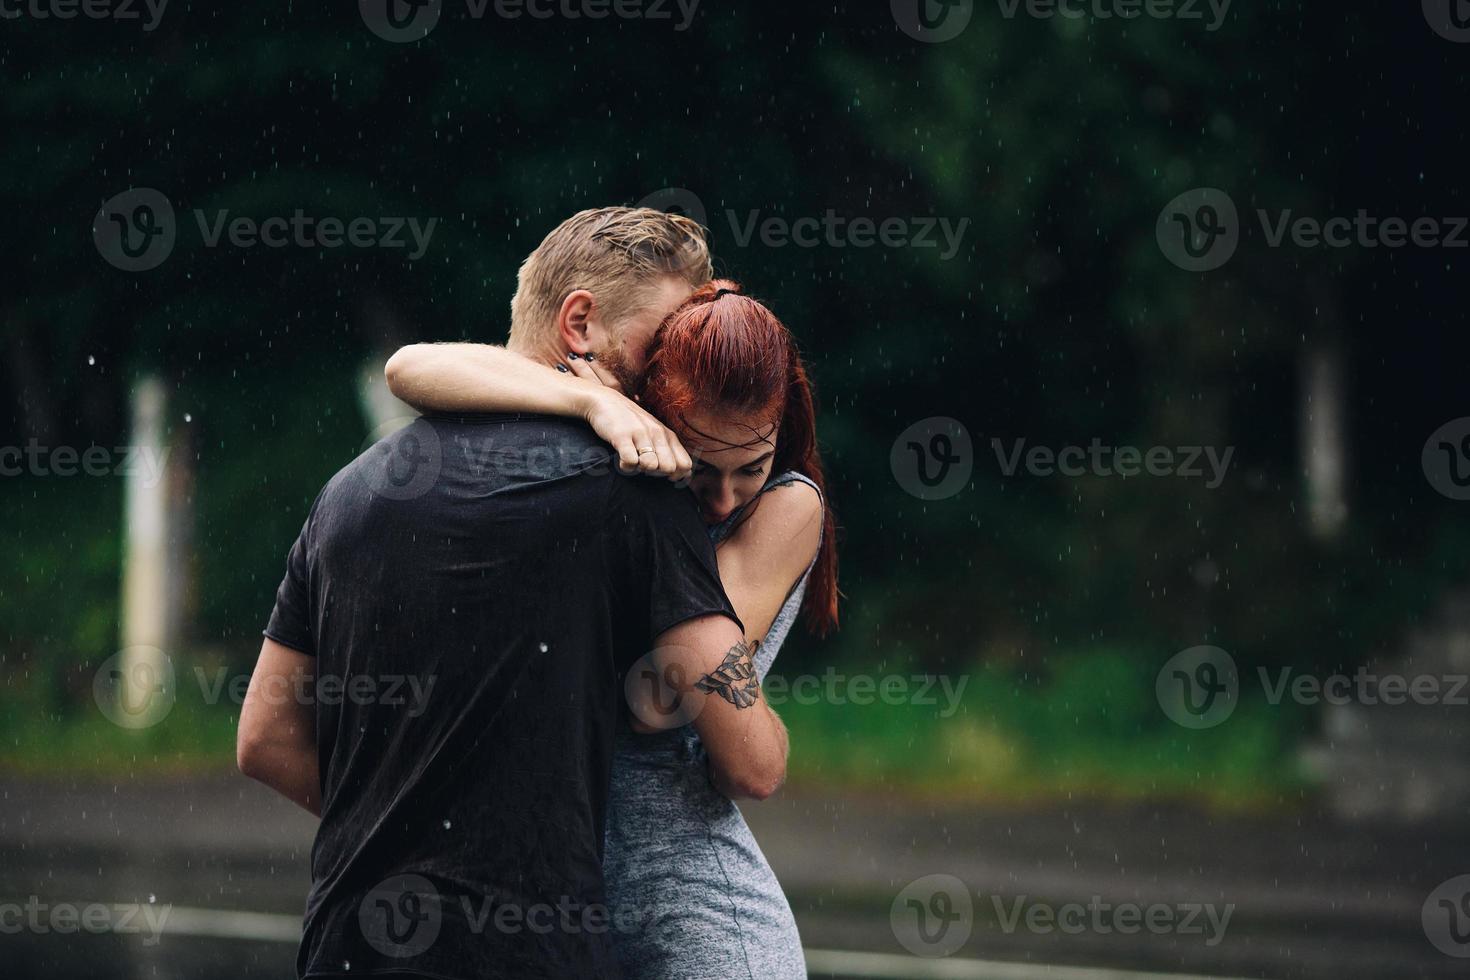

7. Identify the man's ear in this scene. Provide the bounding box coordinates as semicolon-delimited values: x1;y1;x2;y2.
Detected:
557;289;597;355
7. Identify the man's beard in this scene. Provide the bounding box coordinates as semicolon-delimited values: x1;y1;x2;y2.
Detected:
597;342;643;394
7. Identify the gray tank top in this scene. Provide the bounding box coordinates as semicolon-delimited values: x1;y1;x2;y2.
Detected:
602;470;821;979
706;469;821;676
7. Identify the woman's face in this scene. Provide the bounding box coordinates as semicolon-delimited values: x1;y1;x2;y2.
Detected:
677;407;780;525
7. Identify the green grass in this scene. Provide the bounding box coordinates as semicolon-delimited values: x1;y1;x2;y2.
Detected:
778;650;1309;811
3;649;1309;811
0;669;240;777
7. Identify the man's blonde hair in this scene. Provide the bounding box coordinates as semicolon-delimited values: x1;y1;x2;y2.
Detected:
509;207;713;353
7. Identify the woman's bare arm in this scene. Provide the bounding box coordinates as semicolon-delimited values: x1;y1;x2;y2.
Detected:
383;343;691;478
715;480;824;643
646;484;819;797
385;343;594;417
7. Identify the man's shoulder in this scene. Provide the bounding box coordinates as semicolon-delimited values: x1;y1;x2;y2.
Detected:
420;411;602;447
601;473;712;555
312;414;615;518
606;468;700;513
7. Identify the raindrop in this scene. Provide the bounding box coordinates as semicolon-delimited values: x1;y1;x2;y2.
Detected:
538;642;549;653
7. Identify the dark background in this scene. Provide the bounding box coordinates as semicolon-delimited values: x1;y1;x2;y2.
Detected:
2;2;1468;977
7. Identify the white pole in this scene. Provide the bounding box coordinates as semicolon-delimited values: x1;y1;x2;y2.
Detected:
120;376;171;693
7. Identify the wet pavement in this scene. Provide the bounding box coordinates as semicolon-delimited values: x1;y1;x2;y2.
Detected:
1;774;1465;978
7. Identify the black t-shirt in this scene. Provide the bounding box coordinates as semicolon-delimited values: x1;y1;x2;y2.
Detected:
263;414;738;980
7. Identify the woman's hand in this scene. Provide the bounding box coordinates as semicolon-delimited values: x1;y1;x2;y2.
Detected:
569;357;692;481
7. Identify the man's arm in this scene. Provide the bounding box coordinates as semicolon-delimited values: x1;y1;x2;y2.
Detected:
237;637;321;818
652;614;789;801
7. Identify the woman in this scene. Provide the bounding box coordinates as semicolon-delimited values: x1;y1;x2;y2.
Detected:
385;279;839;979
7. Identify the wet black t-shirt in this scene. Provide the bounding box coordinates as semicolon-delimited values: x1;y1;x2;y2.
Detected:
263;414;738;980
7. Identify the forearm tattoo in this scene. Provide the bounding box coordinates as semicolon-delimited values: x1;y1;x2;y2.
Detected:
693;639;762;709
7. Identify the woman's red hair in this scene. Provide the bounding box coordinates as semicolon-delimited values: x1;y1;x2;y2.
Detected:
639;280;839;636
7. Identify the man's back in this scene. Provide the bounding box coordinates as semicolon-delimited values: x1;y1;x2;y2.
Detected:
263;414;735;979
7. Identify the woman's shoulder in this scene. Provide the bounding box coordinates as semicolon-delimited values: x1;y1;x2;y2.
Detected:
757;472;822;526
763;469;822;500
726;472;823;562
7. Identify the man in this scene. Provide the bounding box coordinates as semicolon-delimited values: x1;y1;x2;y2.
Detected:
237;207;789;979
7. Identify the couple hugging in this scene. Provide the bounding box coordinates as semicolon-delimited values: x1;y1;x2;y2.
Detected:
237;205;839;979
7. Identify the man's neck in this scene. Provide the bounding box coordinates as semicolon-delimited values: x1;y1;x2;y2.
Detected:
507;340;563;371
